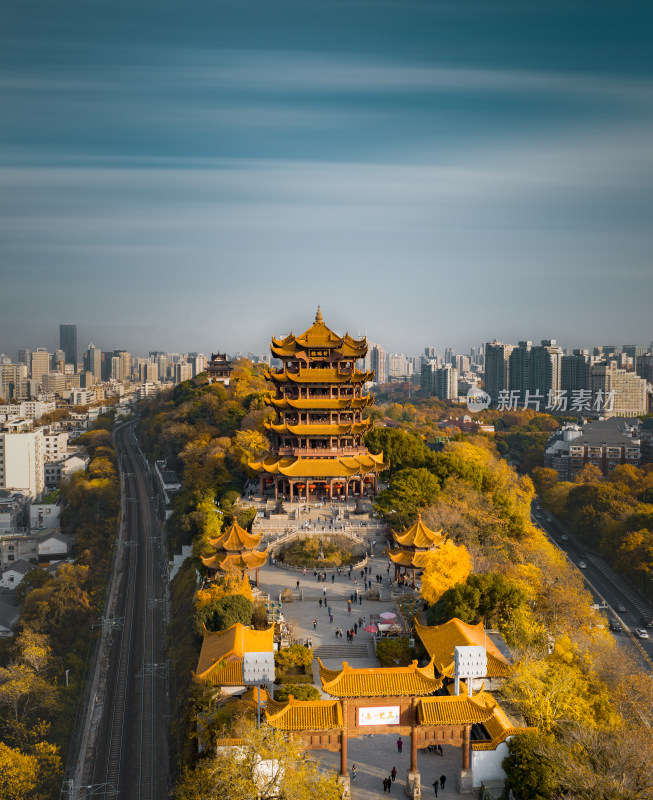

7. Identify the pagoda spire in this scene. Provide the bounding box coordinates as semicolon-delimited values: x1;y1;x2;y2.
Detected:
315;305;323;323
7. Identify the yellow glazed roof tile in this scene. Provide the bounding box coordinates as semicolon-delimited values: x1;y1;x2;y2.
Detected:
414;619;510;678
318;658;442;698
208;521;262;551
394;514;445;549
265;697;344;731
418;691;497;725
195;623;274;684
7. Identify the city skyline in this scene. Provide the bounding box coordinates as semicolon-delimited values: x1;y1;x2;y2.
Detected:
2;1;653;356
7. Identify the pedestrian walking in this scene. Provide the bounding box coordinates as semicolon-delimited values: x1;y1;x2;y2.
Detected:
440;775;446;790
296;580;300;589
319;598;323;608
351;764;357;782
354;622;358;634
383;777;388;792
348;605;351;614
329;614;333;623
397;737;403;754
313;619;317;629
323;586;327;595
432;780;438;796
387;776;392;793
359;595;362;605
391;767;396;782
331;573;335;583
327;606;332;615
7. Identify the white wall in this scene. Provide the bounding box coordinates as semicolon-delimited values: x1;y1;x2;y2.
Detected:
472;741;510;788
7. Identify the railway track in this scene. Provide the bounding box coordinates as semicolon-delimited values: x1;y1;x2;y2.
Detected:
83;420;169;799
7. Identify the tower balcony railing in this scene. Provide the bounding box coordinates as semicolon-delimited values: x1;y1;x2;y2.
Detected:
276;446;367;457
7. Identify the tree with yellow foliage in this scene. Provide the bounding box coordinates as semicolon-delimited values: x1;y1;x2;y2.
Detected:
420;540;472;605
195;573;253;610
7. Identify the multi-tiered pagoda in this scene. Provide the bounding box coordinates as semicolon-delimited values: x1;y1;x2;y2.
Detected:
249;308;388;500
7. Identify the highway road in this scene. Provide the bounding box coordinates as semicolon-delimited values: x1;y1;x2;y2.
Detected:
531;500;653;673
73;419;170;799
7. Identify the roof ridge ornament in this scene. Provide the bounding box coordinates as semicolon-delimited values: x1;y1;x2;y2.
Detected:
315;306;323;323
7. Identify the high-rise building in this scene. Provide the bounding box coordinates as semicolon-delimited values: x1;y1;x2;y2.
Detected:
86;343;102;381
248;307;387;500
0;364;28;401
18;349;30;368
0;426;45;498
174;362;193;383
370;345;386;384
42;373;66;395
30;349;51;385
59;324;78;368
561;350;590;395
420;359;438;395
529;339;563;400
508;341;532;402
387;354;412;378
635;354;653;384
424;346;437;359
590;361;648;417
433;364;458;400
111;350;132;382
484;341;513;404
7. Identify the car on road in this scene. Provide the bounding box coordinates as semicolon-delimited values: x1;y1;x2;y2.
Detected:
640;615;653;628
578;561;587;569
635;628;649;639
546;516;553;523
616;604;627;613
560;534;569;542
608;619;622;632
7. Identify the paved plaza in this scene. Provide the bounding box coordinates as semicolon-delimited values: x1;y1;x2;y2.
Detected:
256;552;467;798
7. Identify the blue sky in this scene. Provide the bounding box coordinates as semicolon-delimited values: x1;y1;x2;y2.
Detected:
1;0;652;358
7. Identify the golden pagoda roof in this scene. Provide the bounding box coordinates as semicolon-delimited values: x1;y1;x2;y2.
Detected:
265;421;372;437
249;452;388;478
414;618;511;679
201;550;268;572
195;623;274;684
318;658;442;698
266;396;373;410
394;514;445;549
264;367;373;385
471;704;533;750
270;308;367;360
387;549;433;569
208;521;262;551
265;696;344;731
417;690;498;726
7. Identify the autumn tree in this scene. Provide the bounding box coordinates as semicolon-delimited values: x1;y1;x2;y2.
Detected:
375;468;440;528
195;574;253;610
420;540;472;605
175;717;343;800
428;572;527;629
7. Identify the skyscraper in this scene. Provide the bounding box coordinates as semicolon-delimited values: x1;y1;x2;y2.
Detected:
87;343;102;381
59;324;78;368
484;341;513;404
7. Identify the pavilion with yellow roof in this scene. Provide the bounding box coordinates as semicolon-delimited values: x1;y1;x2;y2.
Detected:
414;618;511;691
388;513;445;587
249;308;388;501
200;520;268;588
194;621;274;695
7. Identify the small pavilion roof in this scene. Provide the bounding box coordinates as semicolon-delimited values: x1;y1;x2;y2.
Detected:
208;521;262;551
249;452;388;478
417;690;498;725
394;514;445;549
318;658;442;698
265;696;344;731
195;623;274;684
201;550;268;572
414;618;511;678
471;704;534;750
387;550;433;569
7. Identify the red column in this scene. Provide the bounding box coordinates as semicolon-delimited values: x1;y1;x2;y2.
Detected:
340;729;348;775
410;722;418;772
462;725;470;769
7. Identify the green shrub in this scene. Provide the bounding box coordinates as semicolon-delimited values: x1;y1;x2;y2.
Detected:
274;684;321;702
194;594;253;634
375;637;413;667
